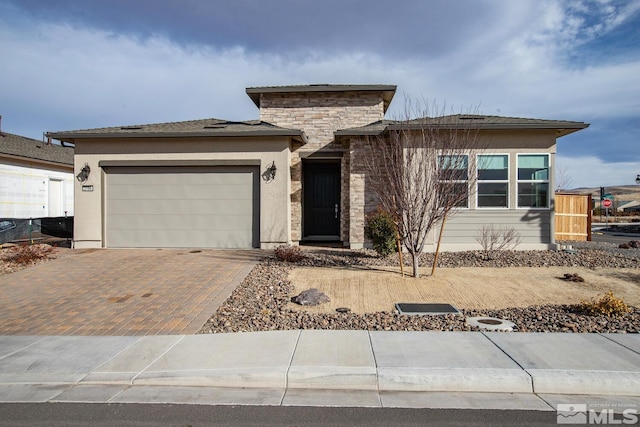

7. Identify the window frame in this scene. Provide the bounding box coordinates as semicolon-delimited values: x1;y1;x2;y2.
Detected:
517;153;550;210
476;153;510;209
437;154;469;209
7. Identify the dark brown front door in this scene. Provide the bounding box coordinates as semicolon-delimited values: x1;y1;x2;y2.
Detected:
303;161;341;238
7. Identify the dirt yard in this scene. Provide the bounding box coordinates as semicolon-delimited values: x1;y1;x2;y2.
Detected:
288;266;640;314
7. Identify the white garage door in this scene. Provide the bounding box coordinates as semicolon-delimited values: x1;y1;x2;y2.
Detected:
105;166;259;248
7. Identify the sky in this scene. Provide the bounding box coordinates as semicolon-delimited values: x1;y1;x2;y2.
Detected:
1;0;639;189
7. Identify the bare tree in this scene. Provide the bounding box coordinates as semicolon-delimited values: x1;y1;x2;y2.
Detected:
361;100;483;278
555;162;574;192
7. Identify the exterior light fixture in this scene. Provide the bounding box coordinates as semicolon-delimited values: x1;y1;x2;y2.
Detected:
76;163;91;183
636;174;640;185
266;161;277;180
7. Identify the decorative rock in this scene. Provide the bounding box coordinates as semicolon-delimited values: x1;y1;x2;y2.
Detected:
628;240;639;249
198;242;640;335
562;273;585;282
619;243;631;249
292;288;330;306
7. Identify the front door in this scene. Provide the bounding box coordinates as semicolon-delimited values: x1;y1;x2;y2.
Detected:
303;161;341;239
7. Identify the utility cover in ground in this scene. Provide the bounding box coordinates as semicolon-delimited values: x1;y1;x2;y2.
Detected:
395;303;461;315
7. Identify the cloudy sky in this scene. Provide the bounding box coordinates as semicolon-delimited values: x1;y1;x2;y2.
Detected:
1;0;639;188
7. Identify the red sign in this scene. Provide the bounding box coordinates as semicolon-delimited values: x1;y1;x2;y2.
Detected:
602;199;612;208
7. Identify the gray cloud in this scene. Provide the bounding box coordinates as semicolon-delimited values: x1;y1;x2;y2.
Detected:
1;0;639;187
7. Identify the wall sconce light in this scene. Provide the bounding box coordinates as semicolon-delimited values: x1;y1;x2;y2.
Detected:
76;163;91;183
636;174;640;185
265;161;277;181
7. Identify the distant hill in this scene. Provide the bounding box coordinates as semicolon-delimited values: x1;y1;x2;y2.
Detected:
564;185;640;202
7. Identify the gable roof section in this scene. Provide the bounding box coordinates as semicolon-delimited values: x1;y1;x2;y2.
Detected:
0;131;73;166
246;84;397;112
48;118;308;144
335;115;590;138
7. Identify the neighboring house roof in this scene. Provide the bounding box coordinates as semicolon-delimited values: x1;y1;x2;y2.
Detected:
48;118;308;144
335;115;590;138
0;131;73;166
618;200;640;211
246;84;397;112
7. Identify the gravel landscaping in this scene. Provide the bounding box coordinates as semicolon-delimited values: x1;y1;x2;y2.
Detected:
199;241;640;334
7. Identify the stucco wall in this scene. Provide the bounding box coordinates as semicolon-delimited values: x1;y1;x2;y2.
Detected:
72;136;292;249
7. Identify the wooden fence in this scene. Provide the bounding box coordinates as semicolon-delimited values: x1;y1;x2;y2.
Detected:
555;193;592;241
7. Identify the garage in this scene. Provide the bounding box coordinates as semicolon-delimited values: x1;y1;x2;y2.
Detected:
105;166;259;248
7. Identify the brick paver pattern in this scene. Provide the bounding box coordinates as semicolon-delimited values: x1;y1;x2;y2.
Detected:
0;249;260;335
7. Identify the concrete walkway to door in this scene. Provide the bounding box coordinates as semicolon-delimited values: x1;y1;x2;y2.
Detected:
0;249;261;336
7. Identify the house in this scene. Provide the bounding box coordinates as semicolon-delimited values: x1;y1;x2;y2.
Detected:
47;84;588;250
618;200;640;213
0;127;74;218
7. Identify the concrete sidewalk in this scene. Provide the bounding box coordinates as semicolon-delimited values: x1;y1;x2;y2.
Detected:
0;331;639;410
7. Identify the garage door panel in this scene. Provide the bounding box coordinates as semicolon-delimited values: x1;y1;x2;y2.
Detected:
107;229;255;249
109;169;255;186
109;183;256;201
107;198;254;215
108;213;256;231
106;166;259;248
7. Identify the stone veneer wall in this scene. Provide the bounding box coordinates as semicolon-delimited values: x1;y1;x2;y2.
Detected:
259;91;385;243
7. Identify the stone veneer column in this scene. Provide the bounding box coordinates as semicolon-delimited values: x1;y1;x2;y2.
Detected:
258;91;385;245
349;138;366;248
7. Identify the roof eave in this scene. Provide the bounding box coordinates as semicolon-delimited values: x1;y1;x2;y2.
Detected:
48;130;308;144
246;84;397;111
0;152;73;168
335;122;590;138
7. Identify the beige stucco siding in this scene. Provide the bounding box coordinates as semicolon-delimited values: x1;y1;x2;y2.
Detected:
73;136;292;249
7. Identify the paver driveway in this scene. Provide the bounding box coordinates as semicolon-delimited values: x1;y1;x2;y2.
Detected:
0;249;261;335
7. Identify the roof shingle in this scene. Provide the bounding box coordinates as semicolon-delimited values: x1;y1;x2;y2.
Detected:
0;132;73;166
48;118;307;143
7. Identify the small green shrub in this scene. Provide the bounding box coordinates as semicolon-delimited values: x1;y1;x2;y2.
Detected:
274;245;306;262
579;291;631;317
3;244;54;265
364;208;397;257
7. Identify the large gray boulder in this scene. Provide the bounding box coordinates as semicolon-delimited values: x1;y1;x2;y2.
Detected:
292;288;330;306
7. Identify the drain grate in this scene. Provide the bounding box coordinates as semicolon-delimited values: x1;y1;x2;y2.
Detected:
395;303;460;315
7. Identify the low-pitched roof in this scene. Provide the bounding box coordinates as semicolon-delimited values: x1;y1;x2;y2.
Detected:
335;115;590;138
246;84;397;112
48;118;308;144
0;131;73;166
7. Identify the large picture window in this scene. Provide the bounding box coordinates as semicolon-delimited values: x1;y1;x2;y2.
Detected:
477;154;508;208
517;154;549;208
438;155;468;208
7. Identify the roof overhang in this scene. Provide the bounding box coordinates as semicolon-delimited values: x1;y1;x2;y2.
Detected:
246;84;397;112
336;119;590;138
48;129;308;145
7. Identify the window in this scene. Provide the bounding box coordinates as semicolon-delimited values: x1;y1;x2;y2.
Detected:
438;154;468;208
518;154;549;208
477;154;508;208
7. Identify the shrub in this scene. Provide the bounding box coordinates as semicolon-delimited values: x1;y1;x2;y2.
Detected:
579;291;631;317
475;225;522;261
364;208;397;256
274;245;306;262
3;244;54;265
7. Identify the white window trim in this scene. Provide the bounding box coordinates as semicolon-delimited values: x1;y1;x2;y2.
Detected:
437;154;469;210
516;153;550;210
476;153;510;210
